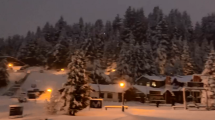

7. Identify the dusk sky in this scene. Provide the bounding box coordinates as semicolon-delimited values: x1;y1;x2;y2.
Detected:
1;0;215;38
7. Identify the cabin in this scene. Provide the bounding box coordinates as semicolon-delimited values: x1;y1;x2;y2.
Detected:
20;71;67;99
90;84;129;102
134;75;203;104
0;56;25;72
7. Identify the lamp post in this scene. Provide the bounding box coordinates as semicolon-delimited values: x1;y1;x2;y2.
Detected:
120;82;125;112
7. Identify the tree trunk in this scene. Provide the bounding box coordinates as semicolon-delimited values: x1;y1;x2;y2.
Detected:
69;110;75;116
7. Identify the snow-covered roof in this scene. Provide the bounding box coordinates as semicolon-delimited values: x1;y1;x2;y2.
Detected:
90;84;129;93
132;85;149;94
21;71;67;91
133;85;183;95
172;75;193;83
142;75;166;81
140;75;193;83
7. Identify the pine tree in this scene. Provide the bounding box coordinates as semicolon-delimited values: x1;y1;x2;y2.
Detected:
0;59;9;87
181;42;197;75
148;6;163;28
112;14;122;36
60;50;91;116
155;19;171;75
46;38;69;69
18;40;40;66
202;50;215;108
167;28;183;75
132;8;147;45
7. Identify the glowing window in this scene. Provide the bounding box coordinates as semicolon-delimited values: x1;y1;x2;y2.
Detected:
152;82;156;87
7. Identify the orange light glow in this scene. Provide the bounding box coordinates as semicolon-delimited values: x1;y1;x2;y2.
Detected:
120;83;124;87
112;69;116;72
8;63;13;67
47;89;52;92
61;69;64;71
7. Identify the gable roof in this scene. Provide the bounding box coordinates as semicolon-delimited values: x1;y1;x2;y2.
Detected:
21;71;67;91
0;56;25;66
90;84;129;93
172;75;193;83
141;75;166;81
133;85;183;95
138;75;193;83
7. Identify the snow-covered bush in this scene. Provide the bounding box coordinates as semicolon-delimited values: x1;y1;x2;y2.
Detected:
45;92;60;115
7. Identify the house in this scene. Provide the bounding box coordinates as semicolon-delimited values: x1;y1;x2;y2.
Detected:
90;84;129;102
134;75;203;103
0;56;25;72
20;71;67;99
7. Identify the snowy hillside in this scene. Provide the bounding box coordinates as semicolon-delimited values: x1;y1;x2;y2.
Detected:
0;72;26;95
8;72;26;82
21;71;67;92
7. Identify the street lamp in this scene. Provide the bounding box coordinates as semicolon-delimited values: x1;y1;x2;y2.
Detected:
112;69;116;72
119;82;125;112
47;89;52;92
8;63;13;67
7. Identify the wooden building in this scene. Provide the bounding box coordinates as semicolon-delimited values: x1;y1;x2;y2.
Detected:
134;75;203;104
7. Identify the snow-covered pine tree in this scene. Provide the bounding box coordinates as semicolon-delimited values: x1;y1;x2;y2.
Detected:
4;35;24;57
0;59;9;87
132;8;147;45
202;50;215;109
181;41;198;75
112;14;122;37
166;28;183;75
117;32;134;82
60;50;91;116
18;40;40;66
46;38;69;69
155;19;171;75
46;17;70;69
148;6;163;28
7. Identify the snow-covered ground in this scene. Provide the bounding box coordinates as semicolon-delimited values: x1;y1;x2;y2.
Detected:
0;72;26;95
8;72;26;82
1;67;213;120
21;71;67;92
0;96;214;120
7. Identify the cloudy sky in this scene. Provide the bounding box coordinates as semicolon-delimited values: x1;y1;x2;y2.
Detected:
0;0;215;38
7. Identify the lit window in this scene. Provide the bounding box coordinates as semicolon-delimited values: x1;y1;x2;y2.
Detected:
152;82;156;87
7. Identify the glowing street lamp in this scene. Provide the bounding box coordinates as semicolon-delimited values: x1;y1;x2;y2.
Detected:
8;63;13;67
47;89;52;92
112;69;116;72
61;68;65;71
119;82;125;112
120;83;124;87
